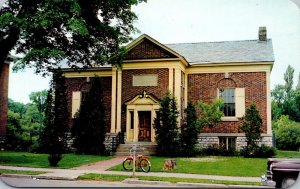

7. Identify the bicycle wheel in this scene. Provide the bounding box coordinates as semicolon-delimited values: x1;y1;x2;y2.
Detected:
123;159;134;171
140;159;151;173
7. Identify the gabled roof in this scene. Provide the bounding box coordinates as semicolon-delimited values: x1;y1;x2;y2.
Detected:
125;34;189;65
165;39;274;65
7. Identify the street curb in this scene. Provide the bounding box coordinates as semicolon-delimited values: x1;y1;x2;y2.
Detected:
0;174;76;181
123;178;173;186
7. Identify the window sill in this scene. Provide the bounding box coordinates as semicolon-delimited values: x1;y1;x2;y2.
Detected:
221;117;240;122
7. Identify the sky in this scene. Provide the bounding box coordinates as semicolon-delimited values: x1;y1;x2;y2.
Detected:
3;0;300;104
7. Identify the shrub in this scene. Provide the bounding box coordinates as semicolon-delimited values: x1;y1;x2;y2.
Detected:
154;92;180;157
72;77;107;155
240;103;262;157
198;144;239;157
180;102;198;156
274;115;300;150
240;145;276;158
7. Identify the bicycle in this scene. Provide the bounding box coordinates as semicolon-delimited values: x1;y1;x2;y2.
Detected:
122;148;151;173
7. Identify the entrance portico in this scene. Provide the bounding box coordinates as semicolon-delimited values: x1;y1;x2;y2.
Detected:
125;91;160;142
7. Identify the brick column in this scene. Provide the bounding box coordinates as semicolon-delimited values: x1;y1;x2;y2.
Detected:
0;63;9;135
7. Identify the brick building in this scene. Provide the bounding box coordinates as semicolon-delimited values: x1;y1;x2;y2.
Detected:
63;27;274;151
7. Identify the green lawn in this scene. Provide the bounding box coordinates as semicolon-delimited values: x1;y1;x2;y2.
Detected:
110;156;268;177
78;173;260;186
275;150;300;158
0;151;112;169
0;169;47;175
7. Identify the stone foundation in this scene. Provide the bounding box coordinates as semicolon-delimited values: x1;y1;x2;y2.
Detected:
198;133;273;151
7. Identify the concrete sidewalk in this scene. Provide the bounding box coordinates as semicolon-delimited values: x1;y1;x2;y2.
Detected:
0;165;261;182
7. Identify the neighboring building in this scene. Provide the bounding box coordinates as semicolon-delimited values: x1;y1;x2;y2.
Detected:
62;27;274;151
0;60;10;141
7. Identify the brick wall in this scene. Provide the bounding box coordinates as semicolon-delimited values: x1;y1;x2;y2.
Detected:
0;63;9;135
124;39;176;60
65;77;112;132
121;69;169;131
188;72;267;134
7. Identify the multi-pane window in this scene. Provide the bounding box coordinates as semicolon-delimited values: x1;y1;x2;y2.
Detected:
219;137;236;150
219;88;235;117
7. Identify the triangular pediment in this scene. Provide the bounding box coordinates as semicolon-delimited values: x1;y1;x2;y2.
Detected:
124;34;182;60
126;92;160;105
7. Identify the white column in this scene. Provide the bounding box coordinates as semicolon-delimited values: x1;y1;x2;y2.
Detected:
184;73;188;108
134;110;139;142
151;109;156;142
126;109;130;142
266;71;272;135
116;69;122;133
174;68;181;126
169;68;174;93
110;68;117;133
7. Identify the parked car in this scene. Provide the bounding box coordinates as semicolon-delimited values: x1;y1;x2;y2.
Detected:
261;158;300;188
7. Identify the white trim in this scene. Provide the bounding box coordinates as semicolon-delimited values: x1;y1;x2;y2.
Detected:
266;71;272;134
116;69;122;133
110;69;117;133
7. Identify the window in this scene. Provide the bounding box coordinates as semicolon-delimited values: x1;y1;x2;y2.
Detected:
219;137;236;150
219;88;235;117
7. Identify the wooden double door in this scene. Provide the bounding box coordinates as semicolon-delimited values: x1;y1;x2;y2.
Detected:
138;111;151;142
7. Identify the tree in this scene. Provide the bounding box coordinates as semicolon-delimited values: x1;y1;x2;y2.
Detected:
296;72;300;90
0;0;145;76
20;103;43;150
6;110;23;150
196;99;224;130
29;90;48;113
72;77;107;155
39;70;69;166
240;103;262;155
284;65;294;97
154;92;180;157
180;102;198;156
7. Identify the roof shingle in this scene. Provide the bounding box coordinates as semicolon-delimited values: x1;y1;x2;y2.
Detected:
165;39;274;64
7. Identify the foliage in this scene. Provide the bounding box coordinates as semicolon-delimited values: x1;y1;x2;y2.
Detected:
39;70;69;166
0;151;111;168
7;98;45;151
71;77;107;155
154;92;180;157
180;102;198;156
6;110;24;151
198;144;238;157
29;90;48;113
240;145;276;158
273;115;300;151
8;98;27;116
196;99;224;129
0;0;145;76
271;65;300;122
239;103;262;156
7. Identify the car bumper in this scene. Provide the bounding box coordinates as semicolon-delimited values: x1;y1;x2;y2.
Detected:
261;172;276;186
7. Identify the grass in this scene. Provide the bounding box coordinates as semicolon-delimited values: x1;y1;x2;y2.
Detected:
0;151;112;169
275;150;300;158
0;169;47;175
78;173;261;186
110;156;268;177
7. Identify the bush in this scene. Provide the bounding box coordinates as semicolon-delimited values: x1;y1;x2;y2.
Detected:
240;145;276;158
180;102;198;157
198;144;239;157
274;115;300;150
154;92;180;157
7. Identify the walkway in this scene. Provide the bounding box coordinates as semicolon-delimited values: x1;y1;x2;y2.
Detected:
71;156;125;171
